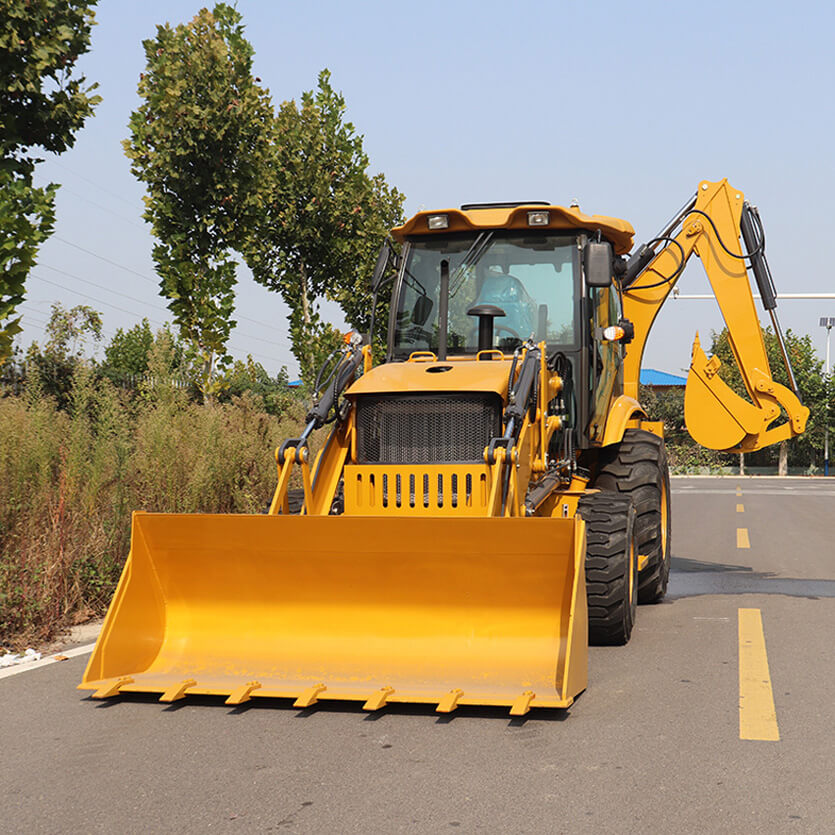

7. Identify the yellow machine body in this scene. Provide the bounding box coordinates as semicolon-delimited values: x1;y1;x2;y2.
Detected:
80;513;588;713
81;178;808;715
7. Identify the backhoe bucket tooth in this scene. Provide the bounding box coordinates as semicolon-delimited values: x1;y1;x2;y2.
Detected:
80;513;588;712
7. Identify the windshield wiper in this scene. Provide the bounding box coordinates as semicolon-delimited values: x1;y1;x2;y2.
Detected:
448;231;494;298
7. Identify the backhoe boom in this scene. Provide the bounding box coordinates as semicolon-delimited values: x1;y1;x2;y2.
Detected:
621;178;809;452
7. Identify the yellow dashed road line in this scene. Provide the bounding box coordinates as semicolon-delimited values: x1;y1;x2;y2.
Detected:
736;503;744;512
738;608;780;741
737;527;750;548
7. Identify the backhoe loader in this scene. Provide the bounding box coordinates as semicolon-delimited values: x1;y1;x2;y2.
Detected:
81;178;808;715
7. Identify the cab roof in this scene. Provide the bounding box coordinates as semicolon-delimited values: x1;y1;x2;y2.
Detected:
392;203;635;255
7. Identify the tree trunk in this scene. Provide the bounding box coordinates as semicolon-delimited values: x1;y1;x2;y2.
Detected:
300;261;310;328
739;453;745;476
778;440;788;476
298;261;314;382
200;348;215;404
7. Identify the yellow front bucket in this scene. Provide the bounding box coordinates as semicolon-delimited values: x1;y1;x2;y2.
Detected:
80;513;588;714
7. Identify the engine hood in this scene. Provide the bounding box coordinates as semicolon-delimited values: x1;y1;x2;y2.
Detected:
346;358;512;400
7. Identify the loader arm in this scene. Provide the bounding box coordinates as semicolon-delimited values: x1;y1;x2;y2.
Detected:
621;178;808;452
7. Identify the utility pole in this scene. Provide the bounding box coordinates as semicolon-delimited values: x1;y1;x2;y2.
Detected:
822;318;834;476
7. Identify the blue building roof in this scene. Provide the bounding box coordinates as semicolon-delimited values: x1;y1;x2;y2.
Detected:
640;368;687;387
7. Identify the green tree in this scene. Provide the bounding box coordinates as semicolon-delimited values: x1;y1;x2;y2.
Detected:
25;302;102;407
639;382;731;473
42;301;102;356
99;318;186;385
639;384;686;442
219;356;295;415
124;3;273;399
242;70;404;383
102;318;155;378
710;327;830;469
0;0;100;363
0;182;56;361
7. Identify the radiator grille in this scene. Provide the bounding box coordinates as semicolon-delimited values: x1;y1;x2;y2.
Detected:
355;393;502;464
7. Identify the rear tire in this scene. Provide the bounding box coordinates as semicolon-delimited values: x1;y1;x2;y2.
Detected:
577;493;638;646
594;429;671;603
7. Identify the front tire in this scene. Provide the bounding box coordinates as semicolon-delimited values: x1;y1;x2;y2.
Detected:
594;429;671;603
577;493;638;646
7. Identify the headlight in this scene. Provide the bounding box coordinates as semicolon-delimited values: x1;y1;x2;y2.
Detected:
527;210;550;226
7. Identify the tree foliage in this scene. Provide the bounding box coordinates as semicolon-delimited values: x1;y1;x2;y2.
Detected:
242;70;404;383
103;318;155;377
22;302;101;407
99;318;186;385
710;326;831;468
124;3;273;397
0;180;56;361
0;0;100;364
219;356;294;416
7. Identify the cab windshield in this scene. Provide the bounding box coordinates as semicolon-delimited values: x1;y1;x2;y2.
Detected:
392;232;577;356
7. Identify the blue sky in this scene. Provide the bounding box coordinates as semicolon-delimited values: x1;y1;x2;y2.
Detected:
19;0;835;376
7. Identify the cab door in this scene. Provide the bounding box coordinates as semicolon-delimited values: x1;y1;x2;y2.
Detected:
587;285;624;442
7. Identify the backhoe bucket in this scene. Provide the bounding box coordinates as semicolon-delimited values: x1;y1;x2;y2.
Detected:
685;336;766;451
80;513;588;714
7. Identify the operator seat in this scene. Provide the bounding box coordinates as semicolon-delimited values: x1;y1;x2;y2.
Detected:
474;268;536;339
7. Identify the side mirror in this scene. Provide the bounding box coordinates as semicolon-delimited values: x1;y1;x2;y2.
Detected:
370;241;391;293
584;240;613;288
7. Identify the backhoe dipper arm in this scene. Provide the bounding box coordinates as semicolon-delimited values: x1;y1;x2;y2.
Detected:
621;178;809;453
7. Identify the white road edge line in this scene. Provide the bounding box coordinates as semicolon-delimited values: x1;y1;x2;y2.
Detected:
0;642;95;681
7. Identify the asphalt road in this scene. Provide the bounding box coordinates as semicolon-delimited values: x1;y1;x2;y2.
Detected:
2;477;833;833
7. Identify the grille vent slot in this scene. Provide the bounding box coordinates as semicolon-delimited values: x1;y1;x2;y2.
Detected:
355;393;502;464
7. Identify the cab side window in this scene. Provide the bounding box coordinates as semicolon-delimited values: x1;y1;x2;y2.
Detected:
588;285;624;440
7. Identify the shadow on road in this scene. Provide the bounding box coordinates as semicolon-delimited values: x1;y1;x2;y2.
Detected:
668;556;835;599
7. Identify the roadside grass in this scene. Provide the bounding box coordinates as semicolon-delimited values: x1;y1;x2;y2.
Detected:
0;366;306;650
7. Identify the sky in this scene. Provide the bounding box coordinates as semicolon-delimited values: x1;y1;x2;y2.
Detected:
17;0;835;377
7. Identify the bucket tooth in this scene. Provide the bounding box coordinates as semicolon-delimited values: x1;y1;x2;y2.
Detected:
293;683;327;708
92;676;134;699
159;679;197;703
363;686;395;711
436;689;464;714
509;691;536;717
225;681;261;705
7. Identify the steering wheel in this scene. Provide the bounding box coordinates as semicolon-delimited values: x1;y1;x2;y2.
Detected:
402;325;434;344
495;324;521;340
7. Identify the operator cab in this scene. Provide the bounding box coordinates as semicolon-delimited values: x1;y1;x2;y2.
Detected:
387;201;633;361
390;231;578;358
384;202;636;445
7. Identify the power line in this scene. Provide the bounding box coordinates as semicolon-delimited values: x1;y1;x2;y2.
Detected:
18;303;124;342
56;185;146;230
31;273;168;321
17;315;50;329
53;235;157;283
50;159;140;210
27;274;285;365
40;263;169;312
50;235;290;334
37;264;287;350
